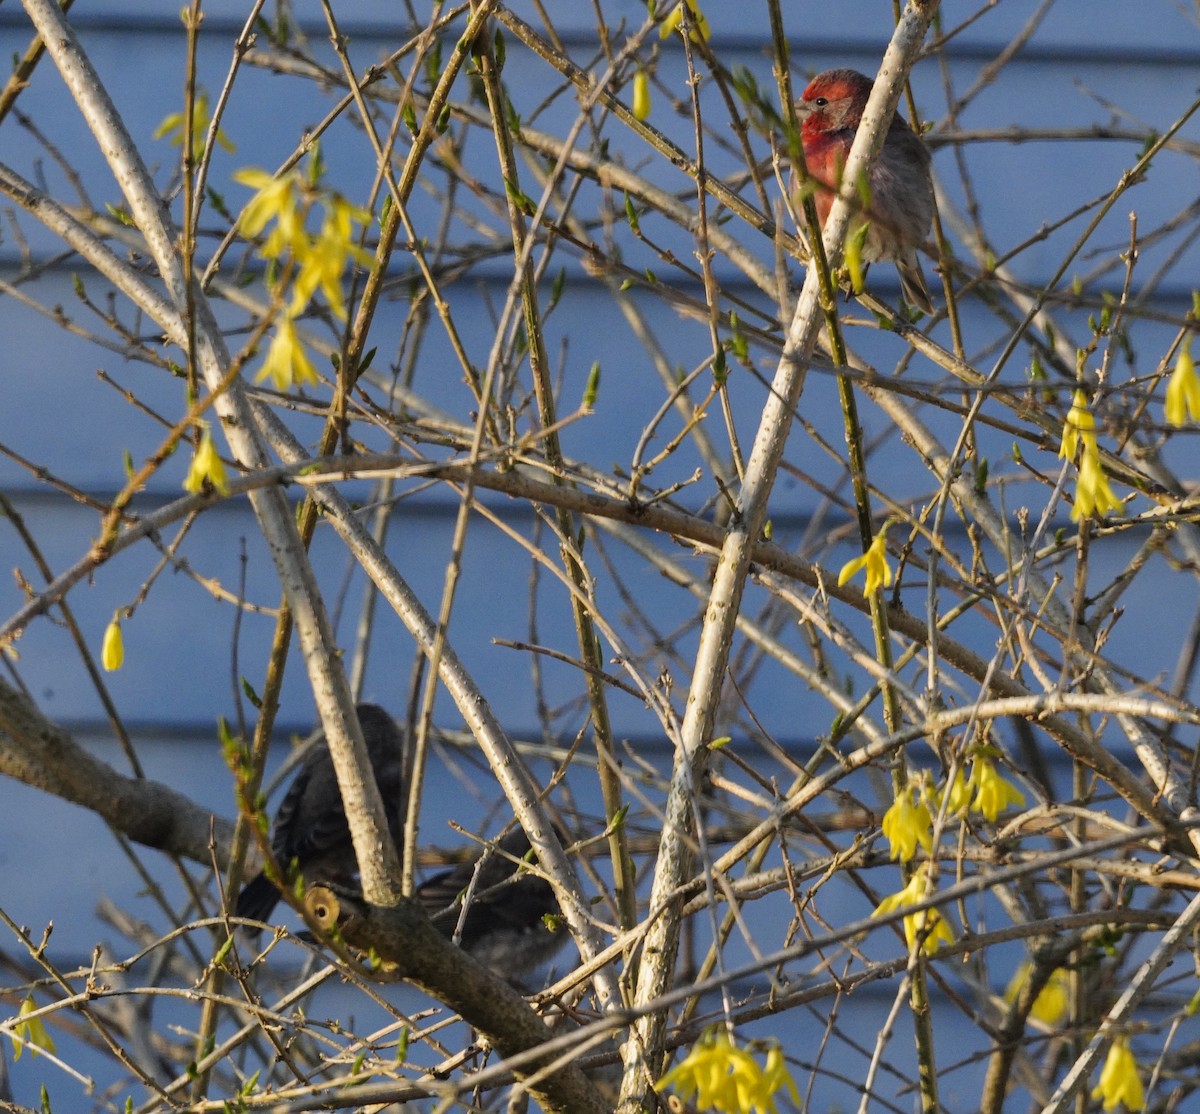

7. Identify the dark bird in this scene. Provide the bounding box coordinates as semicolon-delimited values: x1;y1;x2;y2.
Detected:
235;705;568;979
235;703;407;927
417;827;569;977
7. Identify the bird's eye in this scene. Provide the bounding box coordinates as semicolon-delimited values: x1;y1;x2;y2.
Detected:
814;97;828;107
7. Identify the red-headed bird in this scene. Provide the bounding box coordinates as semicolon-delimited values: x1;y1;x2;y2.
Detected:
794;68;935;313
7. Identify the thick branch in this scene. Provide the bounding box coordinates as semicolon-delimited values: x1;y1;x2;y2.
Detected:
306;885;608;1114
617;6;942;1106
0;681;235;868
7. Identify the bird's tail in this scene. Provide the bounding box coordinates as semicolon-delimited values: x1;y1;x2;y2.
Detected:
235;870;280;928
897;253;934;314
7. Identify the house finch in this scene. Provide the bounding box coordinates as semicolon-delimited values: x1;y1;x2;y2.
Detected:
235;703;407;926
794;68;935;313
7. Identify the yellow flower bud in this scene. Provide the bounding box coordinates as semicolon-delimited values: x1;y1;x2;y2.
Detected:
659;0;711;42
101;614;124;672
632;68;651;121
1165;343;1200;427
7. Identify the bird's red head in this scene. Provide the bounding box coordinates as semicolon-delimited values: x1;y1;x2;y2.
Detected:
796;69;875;140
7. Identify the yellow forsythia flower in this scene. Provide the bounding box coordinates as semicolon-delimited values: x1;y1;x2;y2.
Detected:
153;91;235;155
257;315;320;391
967;754;1025;822
1091;1036;1145;1112
837;521;892;596
872;863;954;956
632;68;651;121
1005;962;1070;1027
940;767;972;816
881;780;933;862
1071;450;1123;521
236;166;373;326
1165;343;1200;427
657;1028;799;1114
234;168;307;260
289;194;374;320
183;425;229;495
101;614;124;672
1058;389;1122;521
12;995;56;1061
1059;388;1097;462
659;0;711;42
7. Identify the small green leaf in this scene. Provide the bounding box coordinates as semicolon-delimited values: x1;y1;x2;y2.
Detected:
729;311;749;361
505;93;521;135
712;347;727;384
105;203;134;227
582;361;601;410
854;168;873;209
974;458;988;496
424;44;441;86
548;267;566;312
213;934;234;967
206;185;231;220
305;142;324;187
503;177;535;216
846;222;870;294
